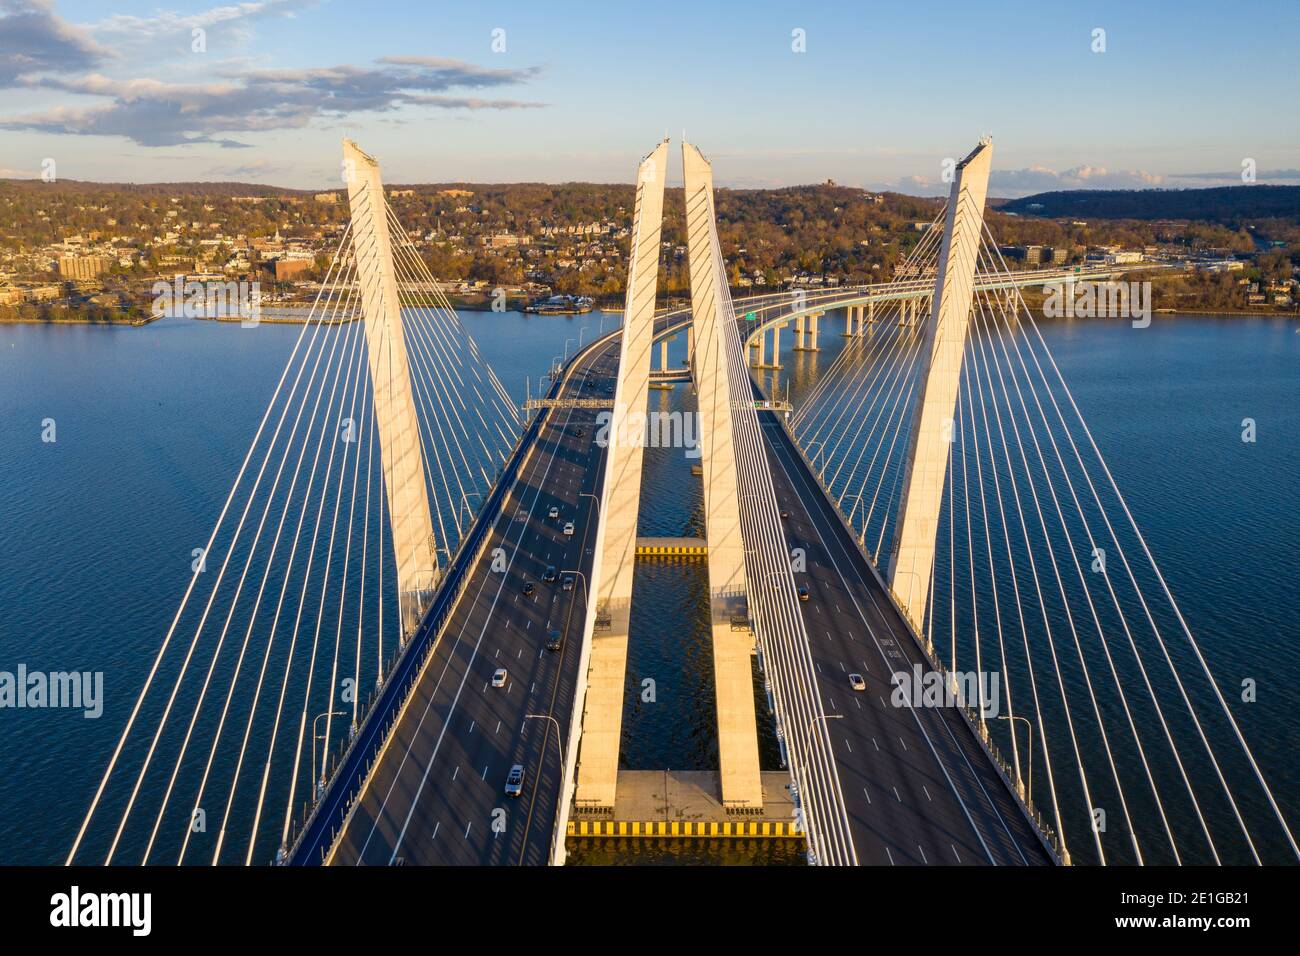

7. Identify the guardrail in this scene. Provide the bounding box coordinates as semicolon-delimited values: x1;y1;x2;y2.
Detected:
284;336;590;866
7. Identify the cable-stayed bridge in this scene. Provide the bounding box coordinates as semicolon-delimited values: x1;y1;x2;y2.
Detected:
64;138;1297;868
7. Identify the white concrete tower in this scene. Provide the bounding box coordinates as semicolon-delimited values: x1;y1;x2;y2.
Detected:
576;140;669;808
888;139;993;628
343;139;438;635
682;141;764;810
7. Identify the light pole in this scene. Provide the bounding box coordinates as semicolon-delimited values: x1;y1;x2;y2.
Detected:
808;713;843;739
525;713;565;774
312;709;345;797
459;491;483;528
841;493;864;531
524;712;566;863
996;714;1034;806
805;441;827;482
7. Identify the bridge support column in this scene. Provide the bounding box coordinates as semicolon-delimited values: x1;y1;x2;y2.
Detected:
343;139;438;635
889;139;994;627
868;299;875;327
660;338;670;371
807;311;821;350
842;305;855;337
793;313;806;350
683;140;763;810
576;141;669;810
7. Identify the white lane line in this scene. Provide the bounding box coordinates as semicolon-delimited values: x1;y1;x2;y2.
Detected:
357;340;613;863
769;439;998;866
885;846;895;866
431;821;440;841
918;845;928;864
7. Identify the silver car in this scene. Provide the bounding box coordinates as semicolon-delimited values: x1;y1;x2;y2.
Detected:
504;764;525;797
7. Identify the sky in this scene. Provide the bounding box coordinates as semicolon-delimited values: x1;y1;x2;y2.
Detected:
0;0;1297;196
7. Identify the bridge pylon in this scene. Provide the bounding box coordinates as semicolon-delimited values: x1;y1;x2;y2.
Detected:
682;141;764;809
888;138;993;626
342;139;438;635
575;140;669;809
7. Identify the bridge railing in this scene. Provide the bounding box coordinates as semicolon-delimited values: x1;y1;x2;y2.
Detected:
745;294;1067;865
284;330;596;865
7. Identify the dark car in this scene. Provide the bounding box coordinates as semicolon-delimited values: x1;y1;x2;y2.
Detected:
522;580;535;596
545;629;563;651
542;565;557;583
562;573;575;591
797;586;810;603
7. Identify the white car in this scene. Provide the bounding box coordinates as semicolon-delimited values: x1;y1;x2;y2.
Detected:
563;521;575;536
848;673;867;692
491;668;508;688
504;764;524;797
547;506;559;519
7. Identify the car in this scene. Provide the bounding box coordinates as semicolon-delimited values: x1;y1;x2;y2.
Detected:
780;510;790;519
797;586;810;603
542;566;557;583
848;673;867;692
504;764;524;797
573;426;584;437
563;521;575;536
522;580;535;596
545;629;563;651
491;668;508;688
562;573;575;591
547;505;559;519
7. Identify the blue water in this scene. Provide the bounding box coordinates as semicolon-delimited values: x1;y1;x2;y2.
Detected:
1;310;1296;865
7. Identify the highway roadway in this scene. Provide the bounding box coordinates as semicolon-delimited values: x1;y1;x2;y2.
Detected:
326;334;617;865
761;410;1053;865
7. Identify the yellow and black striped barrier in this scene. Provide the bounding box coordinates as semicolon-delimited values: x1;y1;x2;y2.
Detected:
634;543;708;558
567;819;800;839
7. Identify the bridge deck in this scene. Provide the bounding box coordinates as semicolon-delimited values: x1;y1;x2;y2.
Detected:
321;335;617;865
760;409;1053;865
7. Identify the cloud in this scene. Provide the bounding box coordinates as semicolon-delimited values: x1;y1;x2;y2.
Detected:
885;164;1169;198
91;0;314;49
0;56;546;147
1165;168;1300;188
0;0;112;84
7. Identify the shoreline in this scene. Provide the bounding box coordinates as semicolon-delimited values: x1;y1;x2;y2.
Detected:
2;304;1293;329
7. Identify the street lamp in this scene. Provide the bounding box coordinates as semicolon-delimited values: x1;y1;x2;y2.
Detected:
312;709;345;798
525;713;565;774
524;712;566;862
459;491;483;528
996;714;1034;806
808;713;844;739
804;441;827;481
